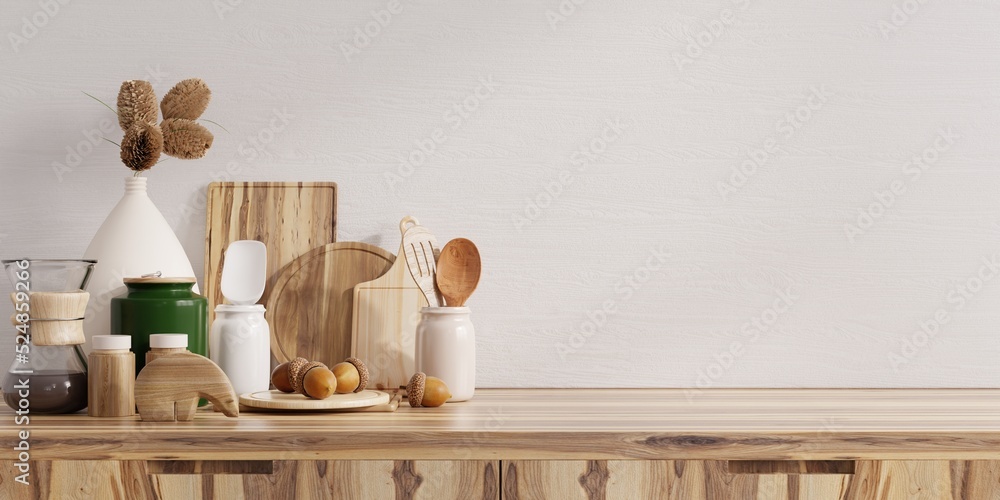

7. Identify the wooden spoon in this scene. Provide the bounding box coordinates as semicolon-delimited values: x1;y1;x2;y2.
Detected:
435;238;481;307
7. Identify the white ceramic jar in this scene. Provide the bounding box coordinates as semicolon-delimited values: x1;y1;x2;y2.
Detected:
415;307;475;402
210;304;270;397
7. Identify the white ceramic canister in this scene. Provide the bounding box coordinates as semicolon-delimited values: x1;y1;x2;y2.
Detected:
210;304;270;397
415;307;475;402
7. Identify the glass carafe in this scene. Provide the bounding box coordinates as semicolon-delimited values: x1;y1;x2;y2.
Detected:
2;259;95;414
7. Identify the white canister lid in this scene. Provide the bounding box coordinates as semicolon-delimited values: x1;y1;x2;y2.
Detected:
149;333;188;349
92;335;131;350
215;304;265;313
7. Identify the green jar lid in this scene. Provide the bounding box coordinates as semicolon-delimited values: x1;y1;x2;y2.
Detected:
123;277;196;284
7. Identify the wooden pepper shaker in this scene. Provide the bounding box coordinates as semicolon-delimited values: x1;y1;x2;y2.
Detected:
88;335;135;417
146;334;189;365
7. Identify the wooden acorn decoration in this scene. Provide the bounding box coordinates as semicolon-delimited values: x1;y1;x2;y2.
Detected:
286;357;315;395
332;357;369;394
300;362;337;399
406;372;451;408
271;357;370;400
270;358;299;393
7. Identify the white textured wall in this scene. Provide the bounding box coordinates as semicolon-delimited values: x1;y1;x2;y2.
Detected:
2;0;999;388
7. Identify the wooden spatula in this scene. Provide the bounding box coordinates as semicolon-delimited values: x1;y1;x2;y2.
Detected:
400;216;441;307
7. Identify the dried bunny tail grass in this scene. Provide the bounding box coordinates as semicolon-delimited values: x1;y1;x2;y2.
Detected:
117;80;158;132
120;122;163;172
161;118;214;159
160;78;211;120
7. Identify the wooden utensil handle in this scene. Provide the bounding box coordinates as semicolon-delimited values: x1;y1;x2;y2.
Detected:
400;215;420;234
147;460;274;475
726;460;856;475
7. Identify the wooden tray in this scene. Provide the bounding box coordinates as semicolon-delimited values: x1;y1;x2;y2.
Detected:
239;390;390;411
204;182;338;326
267;242;394;366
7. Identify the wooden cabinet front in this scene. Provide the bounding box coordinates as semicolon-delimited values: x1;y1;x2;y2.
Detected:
0;460;499;500
4;459;1000;499
501;460;1000;500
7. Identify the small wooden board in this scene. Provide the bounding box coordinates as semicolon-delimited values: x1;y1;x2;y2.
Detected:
267;242;394;367
352;219;428;391
239;390;390;411
205;182;338;326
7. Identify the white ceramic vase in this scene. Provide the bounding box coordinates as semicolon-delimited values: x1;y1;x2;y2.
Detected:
82;177;198;353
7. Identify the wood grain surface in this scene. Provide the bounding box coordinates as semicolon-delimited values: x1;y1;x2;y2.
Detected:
21;291;88;320
267;242;393;366
3;389;1000;461
204;182;337;327
352;230;428;391
87;350;135;417
727;460;855;475
134;352;238;421
238;389;390;411
502;460;1000;500
0;460;498;500
17;290;89;345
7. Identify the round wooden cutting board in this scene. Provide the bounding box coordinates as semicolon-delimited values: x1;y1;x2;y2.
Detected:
239;390;390;411
266;242;394;366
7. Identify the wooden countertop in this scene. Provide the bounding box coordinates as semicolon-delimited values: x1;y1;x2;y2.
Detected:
3;389;1000;461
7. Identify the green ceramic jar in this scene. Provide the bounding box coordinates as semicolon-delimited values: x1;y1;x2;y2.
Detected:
110;277;208;376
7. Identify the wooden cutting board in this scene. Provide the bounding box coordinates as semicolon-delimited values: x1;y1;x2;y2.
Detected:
239;390;391;411
267;242;394;367
204;182;337;326
352;219;429;391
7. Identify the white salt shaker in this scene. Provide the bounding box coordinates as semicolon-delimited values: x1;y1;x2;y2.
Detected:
210;241;270;397
415;307;476;402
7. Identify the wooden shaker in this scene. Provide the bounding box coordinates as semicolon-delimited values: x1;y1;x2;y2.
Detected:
88;335;135;417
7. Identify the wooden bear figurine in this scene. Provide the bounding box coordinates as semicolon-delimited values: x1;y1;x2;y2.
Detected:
135;352;239;421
